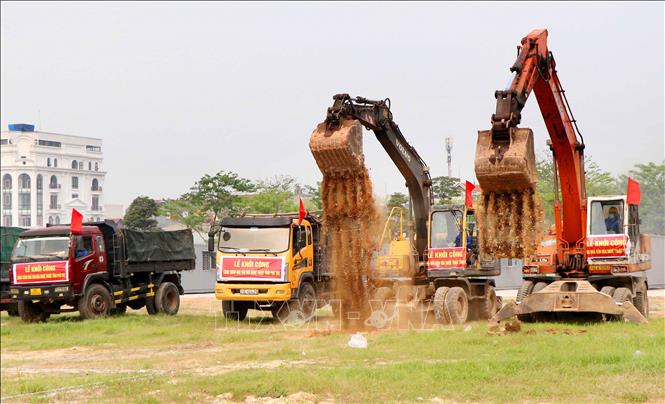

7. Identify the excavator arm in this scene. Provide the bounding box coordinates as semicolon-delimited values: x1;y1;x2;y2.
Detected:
311;94;433;259
476;29;587;272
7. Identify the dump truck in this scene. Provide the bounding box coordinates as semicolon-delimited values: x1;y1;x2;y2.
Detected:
205;212;331;322
1;226;24;316
310;94;501;325
474;29;651;324
9;221;195;322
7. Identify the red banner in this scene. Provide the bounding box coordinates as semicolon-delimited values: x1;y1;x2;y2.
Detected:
13;261;69;284
427;247;466;269
219;256;285;281
586;235;628;258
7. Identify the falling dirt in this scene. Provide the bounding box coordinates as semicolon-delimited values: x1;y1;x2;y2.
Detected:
310;119;380;329
476;188;543;259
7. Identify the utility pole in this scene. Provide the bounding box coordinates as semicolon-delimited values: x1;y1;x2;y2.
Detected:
445;137;453;177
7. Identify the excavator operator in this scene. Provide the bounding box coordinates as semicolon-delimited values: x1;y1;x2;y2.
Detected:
605;206;622;234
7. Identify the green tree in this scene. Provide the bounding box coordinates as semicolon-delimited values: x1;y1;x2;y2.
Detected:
304;182;322;210
124;196;158;230
617;161;665;235
245;175;299;214
431;176;463;205
158;198;207;239
386;192;409;209
187;171;255;224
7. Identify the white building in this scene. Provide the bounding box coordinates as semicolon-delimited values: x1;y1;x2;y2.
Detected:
1;124;106;227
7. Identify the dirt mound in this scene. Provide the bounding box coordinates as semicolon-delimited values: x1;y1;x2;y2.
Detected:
310;119;380;329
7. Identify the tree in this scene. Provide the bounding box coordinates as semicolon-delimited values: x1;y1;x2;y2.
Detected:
617;161;665;235
304;182;322;211
431;176;463;205
386;192;409;209
158;198;207;239
245;175;300;214
124;196;158;230
187;171;255;224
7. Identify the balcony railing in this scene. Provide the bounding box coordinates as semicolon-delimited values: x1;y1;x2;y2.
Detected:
91;186;102;191
91;205;102;211
49;184;61;189
49;204;62;210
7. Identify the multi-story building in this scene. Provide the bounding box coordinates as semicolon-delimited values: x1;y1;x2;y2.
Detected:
1;124;106;227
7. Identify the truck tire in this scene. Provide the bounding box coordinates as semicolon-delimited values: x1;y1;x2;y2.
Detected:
223;300;248;321
155;282;180;315
18;300;49;323
78;284;112;319
444;287;468;324
110;303;127;316
297;282;317;321
146;297;158;315
599;286;616;296
634;285;649;318
433;286;450;324
613;287;632;305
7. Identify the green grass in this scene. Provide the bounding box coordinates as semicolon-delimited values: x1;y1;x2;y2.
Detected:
1;312;664;403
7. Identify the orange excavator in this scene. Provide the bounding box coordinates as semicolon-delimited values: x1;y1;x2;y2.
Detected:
475;29;651;324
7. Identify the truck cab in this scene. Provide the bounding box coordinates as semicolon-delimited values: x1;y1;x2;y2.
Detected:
212;213;330;321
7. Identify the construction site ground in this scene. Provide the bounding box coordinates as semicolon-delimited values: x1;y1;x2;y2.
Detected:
1;291;664;403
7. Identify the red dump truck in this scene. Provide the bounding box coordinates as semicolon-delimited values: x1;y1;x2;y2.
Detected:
9;221;195;322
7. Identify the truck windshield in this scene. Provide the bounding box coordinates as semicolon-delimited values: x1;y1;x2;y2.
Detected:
219;227;290;253
12;237;70;260
430;211;461;248
589;200;625;235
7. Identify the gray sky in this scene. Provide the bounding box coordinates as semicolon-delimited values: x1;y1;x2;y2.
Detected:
2;2;663;209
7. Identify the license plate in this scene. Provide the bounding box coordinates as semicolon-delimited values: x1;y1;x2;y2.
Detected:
30;288;42;296
239;289;258;295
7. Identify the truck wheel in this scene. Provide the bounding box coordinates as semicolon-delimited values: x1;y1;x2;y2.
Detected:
110;303;127;316
613;287;633;305
444;287;468;324
155;282;180;315
297;282;317;321
634;285;649;318
223;301;248;321
18;300;49;323
7;307;19;317
78;284;112;319
146;297;158;315
433;286;450;324
599;286;616;296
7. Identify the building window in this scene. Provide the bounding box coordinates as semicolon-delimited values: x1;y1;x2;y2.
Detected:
36;175;43;191
92;178;99;191
72;160;78;169
47;157;51;167
95;162;99;171
48;216;53;225
72;177;79;189
3;215;12;226
38;140;62;148
92;196;100;211
50;194;58;209
86;145;101;152
36;175;43;224
0;139;8;145
2;174;11;190
79;161;83;170
19;173;30;189
2;174;11;210
55;216;60;224
54;158;58;168
19;215;31;227
72;194;79;199
50;175;58;189
88;162;92;170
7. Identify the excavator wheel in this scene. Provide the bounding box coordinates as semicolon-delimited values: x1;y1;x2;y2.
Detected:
433;287;450;324
599;286;616;297
444;287;468;324
634;285;649;319
516;280;535;322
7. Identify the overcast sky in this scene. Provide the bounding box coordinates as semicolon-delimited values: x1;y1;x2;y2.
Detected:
2;2;663;209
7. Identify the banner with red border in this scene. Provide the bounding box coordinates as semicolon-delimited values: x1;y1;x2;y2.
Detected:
427;247;466;269
586;235;628;258
219;256;285;281
12;261;69;284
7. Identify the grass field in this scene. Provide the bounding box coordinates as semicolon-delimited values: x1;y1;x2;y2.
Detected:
1;296;664;403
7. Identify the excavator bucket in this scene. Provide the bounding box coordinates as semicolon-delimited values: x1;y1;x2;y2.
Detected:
490;280;648;325
475;128;537;193
309;119;365;176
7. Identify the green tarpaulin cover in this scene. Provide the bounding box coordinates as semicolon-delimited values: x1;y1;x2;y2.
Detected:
124;229;195;263
1;227;24;264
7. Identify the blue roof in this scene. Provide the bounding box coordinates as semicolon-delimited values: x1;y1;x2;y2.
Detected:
8;123;35;132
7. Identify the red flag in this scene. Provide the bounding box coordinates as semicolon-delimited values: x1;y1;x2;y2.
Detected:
71;209;83;234
298;195;307;225
626;177;641;205
465;181;476;208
